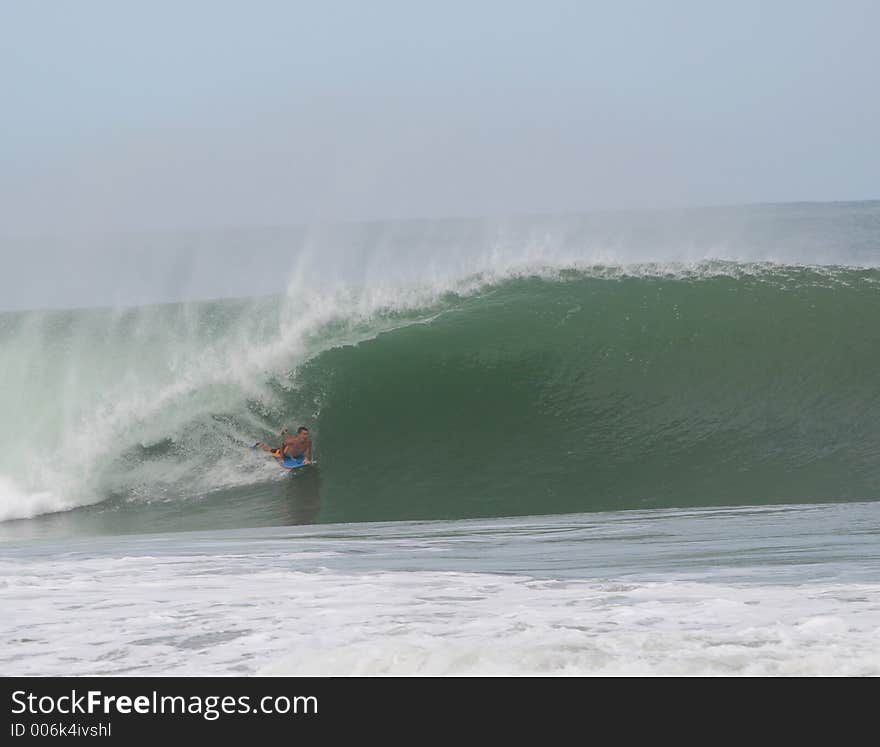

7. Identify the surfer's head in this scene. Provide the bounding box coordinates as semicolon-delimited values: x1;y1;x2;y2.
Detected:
297;426;309;435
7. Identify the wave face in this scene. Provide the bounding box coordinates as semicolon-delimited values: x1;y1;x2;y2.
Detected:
304;265;880;520
3;258;880;528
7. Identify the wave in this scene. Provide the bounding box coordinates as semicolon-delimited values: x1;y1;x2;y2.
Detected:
2;259;880;526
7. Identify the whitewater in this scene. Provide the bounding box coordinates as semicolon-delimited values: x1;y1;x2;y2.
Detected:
2;201;879;675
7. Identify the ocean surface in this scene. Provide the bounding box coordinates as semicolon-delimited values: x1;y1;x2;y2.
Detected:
2;201;879;675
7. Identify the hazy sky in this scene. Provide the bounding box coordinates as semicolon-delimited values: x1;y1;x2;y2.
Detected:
1;0;879;234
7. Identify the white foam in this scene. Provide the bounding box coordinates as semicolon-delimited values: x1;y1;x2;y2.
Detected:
0;475;76;523
3;551;878;676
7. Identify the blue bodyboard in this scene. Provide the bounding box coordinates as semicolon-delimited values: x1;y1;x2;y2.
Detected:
281;455;308;470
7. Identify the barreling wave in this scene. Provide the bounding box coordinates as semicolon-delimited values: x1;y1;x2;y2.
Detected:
2;260;880;528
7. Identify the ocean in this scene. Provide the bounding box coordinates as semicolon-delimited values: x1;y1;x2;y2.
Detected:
2;201;879;675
